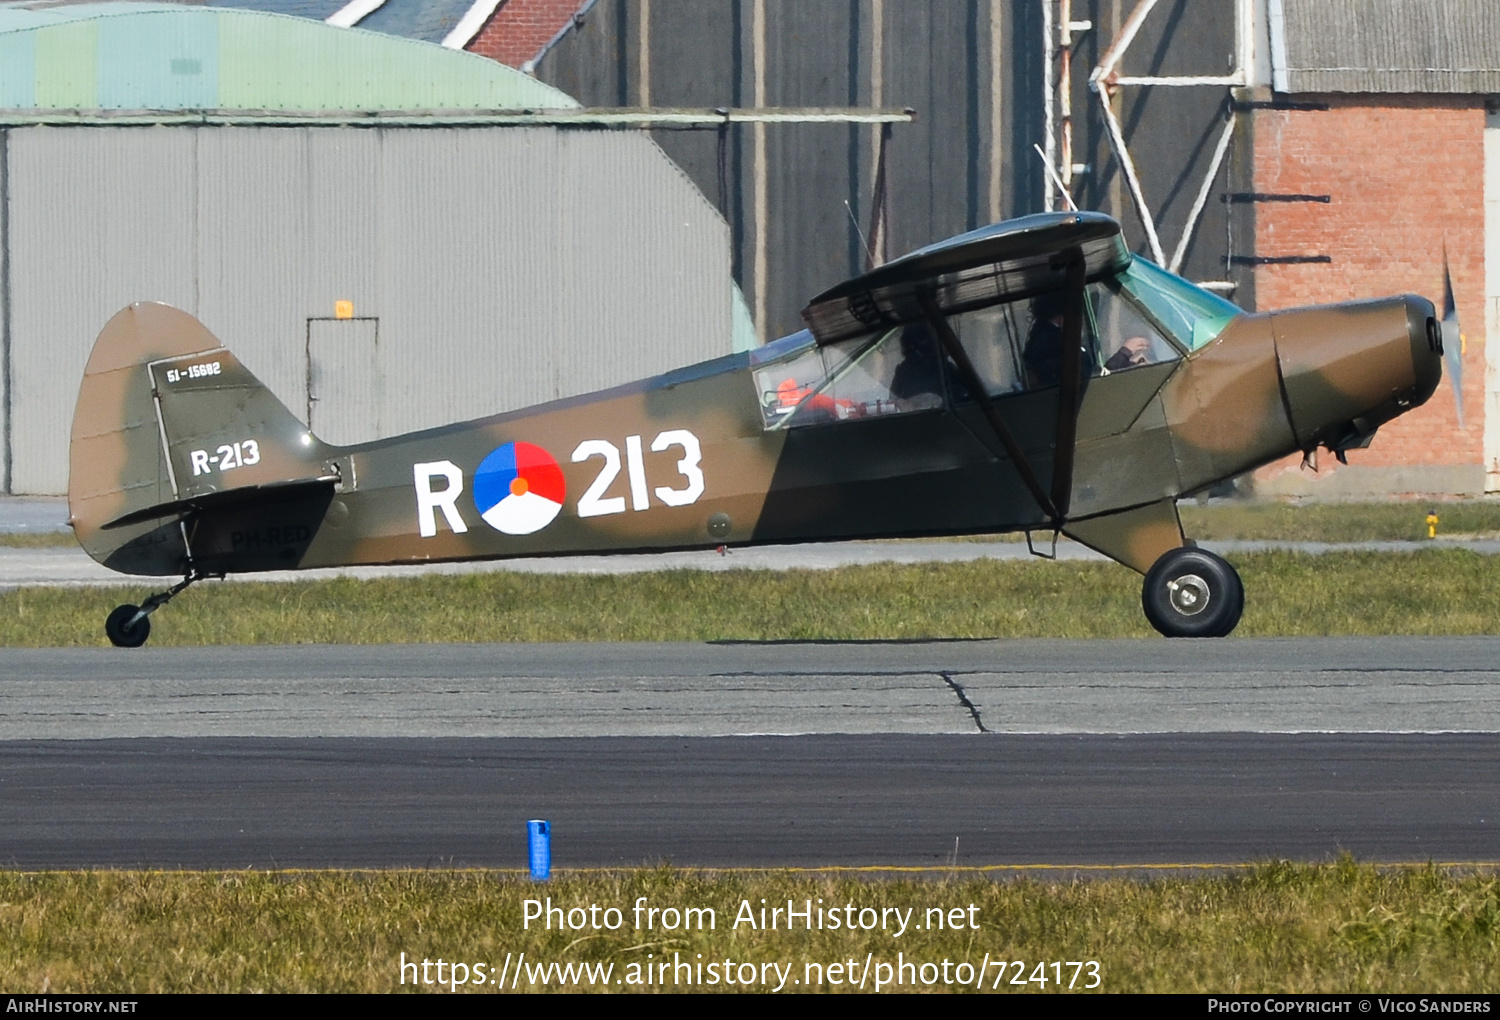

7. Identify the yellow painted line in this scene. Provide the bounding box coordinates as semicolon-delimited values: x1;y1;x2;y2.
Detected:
6;861;1500;876
559;861;1500;873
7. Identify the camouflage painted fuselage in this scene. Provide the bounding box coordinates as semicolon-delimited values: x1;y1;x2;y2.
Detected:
69;289;1440;579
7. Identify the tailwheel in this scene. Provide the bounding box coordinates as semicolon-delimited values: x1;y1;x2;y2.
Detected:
1142;547;1243;638
102;572;203;648
105;604;151;648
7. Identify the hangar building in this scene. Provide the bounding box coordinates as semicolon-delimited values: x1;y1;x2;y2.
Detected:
474;0;1500;501
1236;0;1500;498
0;2;750;495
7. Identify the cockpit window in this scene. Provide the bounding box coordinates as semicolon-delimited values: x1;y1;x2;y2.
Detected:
1092;279;1180;371
1117;258;1241;350
947;281;1178;400
752;270;1195;431
753;327;951;429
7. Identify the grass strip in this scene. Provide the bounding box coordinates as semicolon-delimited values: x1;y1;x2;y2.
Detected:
1;861;1496;992
0;532;74;547
1179;500;1500;542
4;548;1500;646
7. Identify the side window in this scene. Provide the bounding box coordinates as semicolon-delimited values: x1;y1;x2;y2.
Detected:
752;328;952;429
1016;291;1097;390
1092;283;1180;373
950;304;1025;396
751;274;1186;430
948;291;1099;398
945;285;1177;401
879;322;951;411
755;344;828;427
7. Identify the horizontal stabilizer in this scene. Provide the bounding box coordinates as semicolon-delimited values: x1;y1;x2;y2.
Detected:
69;303;335;576
101;476;339;531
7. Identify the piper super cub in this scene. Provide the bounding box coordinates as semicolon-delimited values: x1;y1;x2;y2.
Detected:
67;211;1451;645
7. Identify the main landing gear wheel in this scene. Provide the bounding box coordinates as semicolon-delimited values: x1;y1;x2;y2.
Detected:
1142;547;1243;638
105;604;151;648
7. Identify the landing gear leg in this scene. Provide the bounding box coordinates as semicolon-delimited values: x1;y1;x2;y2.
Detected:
104;573;201;648
1141;548;1244;638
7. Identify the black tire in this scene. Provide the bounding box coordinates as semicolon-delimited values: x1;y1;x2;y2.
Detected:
105;604;151;648
1141;548;1243;638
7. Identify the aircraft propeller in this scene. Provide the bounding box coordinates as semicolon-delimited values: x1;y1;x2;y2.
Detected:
1441;251;1464;427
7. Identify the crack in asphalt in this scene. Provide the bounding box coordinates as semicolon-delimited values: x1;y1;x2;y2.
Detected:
940;672;987;733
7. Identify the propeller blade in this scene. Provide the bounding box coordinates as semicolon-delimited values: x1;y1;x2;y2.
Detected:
1441;252;1464;428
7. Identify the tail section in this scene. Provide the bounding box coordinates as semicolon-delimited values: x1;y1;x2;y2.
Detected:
69;303;333;575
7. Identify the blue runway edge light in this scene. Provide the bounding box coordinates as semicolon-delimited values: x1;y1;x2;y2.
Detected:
528;819;551;880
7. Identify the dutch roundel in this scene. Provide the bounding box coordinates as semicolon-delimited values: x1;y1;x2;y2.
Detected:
472;442;566;535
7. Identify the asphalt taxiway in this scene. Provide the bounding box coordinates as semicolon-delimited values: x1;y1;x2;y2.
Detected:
5;637;1500;738
1;638;1497;869
3;733;1493;870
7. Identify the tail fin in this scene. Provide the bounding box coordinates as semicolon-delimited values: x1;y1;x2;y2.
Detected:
69;303;332;575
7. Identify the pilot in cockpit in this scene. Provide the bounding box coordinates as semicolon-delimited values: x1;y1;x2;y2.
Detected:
1102;335;1151;371
1022;291;1081;389
1024;291;1149;386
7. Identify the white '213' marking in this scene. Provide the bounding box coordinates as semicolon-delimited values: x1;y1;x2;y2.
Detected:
572;430;704;517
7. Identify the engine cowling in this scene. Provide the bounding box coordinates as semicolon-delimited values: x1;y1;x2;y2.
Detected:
1270;295;1442;453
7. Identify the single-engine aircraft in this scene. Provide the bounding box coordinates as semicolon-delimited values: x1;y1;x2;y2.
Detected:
68;211;1453;646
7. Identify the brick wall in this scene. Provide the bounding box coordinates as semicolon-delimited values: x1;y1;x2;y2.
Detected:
1250;94;1488;496
466;0;580;69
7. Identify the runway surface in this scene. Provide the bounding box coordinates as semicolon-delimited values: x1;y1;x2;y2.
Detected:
3;734;1495;869
6;637;1500;738
2;638;1499;868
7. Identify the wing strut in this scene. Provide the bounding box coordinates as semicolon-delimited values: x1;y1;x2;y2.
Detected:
1050;248;1087;518
920;295;1060;524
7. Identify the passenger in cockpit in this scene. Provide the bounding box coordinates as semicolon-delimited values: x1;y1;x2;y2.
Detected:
1022;292;1068;389
888;323;946;411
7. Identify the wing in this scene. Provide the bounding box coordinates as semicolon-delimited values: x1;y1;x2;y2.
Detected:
800;211;1131;346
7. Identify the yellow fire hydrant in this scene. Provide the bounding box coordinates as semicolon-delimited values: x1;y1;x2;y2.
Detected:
1427;511;1439;539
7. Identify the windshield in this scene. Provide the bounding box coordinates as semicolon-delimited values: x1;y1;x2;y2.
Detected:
1117;258;1241;351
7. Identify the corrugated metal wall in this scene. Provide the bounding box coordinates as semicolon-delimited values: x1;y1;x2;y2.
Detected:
1277;0;1500;94
0;123;734;494
535;0;1239;339
1065;1;1245;301
539;0;1045;342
